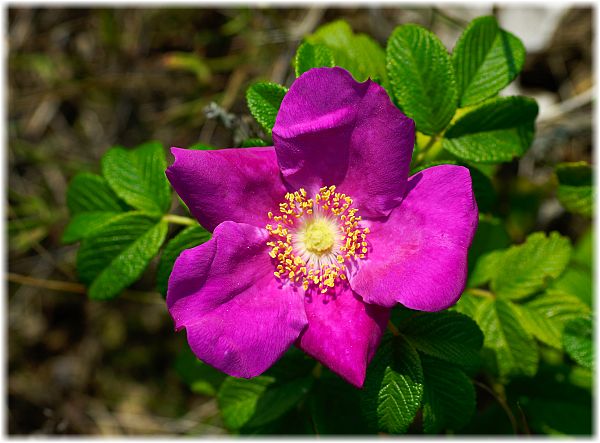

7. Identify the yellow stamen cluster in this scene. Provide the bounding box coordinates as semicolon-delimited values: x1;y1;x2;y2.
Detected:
265;185;369;293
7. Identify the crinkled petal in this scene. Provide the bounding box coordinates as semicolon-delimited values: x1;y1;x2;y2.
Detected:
297;285;390;388
272;67;415;218
166;147;287;231
167;221;307;378
349;165;478;311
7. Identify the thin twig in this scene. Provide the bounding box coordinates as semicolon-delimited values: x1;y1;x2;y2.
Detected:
516;401;531;435
473;380;519;434
8;272;86;293
537;87;594;124
7;273;164;305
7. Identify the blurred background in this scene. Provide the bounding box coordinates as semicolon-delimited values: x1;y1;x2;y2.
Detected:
8;5;593;435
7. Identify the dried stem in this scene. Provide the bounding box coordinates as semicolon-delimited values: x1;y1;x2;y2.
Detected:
7;273;164;305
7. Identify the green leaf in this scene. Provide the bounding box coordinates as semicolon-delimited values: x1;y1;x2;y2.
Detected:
452;292;485;319
306;20;388;86
156;226;211;296
452;16;526;107
218;375;313;430
476;299;538;378
64;172;129;244
563;317;593;369
218;376;274;430
421;355;475;434
549;266;592;306
294;41;334;77
361;335;424;434
175;347;226;396
467;249;504;287
397;311;483;372
76;212;168;300
66;172;128;215
62;212;122;244
387;24;457;135
572;228;592;269
101;141;171;214
246;82;287;135
244;376;313;429
555;162;593;217
443;96;538;162
515;292;590;349
491;232;571;300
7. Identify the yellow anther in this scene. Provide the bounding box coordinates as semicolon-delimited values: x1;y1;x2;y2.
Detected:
265;184;369;294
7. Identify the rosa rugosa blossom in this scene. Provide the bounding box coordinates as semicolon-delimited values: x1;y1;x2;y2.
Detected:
165;67;478;388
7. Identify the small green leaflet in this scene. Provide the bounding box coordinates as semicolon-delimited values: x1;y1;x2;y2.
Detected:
397;311;483;373
443;96;538;163
451;292;483;320
156;225;210;296
217;375;313;430
361;334;424;434
218;376;274;430
294;41;334;77
387;24;457;135
563;317;593;369
246;82;288;135
76;212;168;300
491;232;571;300
421;355;475;434
63;212;124;244
549;266;592;306
467;231;572;300
452;16;525;107
467;249;504;288
515;292;590;349
102;141;172;215
306;20;388;87
66;172;128;214
476;298;538;378
63;172;128;243
555;162;592;217
572;228;592;270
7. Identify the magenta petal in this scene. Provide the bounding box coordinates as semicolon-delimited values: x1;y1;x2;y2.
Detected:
167;221;307;378
166;147;288;231
349;165;478;311
297;285;390;388
272;67;415;218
